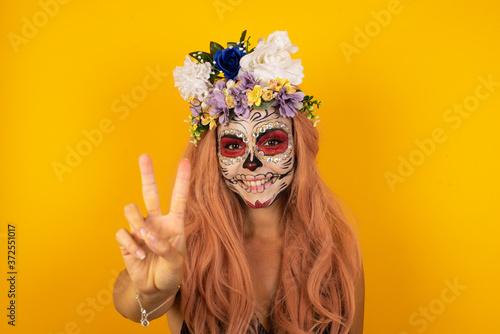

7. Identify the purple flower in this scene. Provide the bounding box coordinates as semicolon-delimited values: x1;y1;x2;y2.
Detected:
275;89;305;117
227;83;250;118
235;72;264;91
205;81;230;125
218;112;229;125
214;47;245;81
232;92;250;118
190;104;202;118
214;79;226;91
207;91;227;114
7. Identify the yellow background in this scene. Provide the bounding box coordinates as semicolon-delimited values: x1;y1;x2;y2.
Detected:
1;0;499;333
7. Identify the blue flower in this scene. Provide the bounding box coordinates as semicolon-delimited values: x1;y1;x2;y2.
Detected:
214;47;245;81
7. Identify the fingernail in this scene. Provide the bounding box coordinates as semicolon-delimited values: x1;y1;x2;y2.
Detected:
148;233;158;245
136;249;146;260
139;228;147;239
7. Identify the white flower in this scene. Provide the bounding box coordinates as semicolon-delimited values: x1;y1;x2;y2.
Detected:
173;55;213;100
238;31;304;85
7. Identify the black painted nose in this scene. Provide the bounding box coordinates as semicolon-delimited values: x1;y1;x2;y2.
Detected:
243;154;263;171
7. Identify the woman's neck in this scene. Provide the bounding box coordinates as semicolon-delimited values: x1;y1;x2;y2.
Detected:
243;197;284;242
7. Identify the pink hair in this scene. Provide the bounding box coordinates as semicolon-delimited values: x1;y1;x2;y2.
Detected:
180;112;362;334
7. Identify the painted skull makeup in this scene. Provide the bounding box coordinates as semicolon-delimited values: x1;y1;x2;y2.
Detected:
217;108;294;209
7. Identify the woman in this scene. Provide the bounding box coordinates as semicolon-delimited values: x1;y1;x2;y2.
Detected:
114;31;364;334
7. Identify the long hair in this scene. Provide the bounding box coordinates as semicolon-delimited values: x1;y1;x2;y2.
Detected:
180;111;362;334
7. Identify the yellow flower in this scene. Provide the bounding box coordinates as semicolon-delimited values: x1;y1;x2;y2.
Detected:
245;91;253;106
226;95;236;108
262;89;275;102
201;114;217;130
266;79;277;90
275;78;296;94
274;78;285;91
246;85;262;106
285;84;296;94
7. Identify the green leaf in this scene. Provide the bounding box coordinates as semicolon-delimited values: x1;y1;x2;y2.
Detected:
209;70;222;84
189;51;213;64
227;42;238;48
240;30;247;43
246;36;252;50
210;42;224;56
253;100;276;110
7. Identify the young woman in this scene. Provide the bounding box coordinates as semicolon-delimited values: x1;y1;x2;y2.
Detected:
113;31;364;334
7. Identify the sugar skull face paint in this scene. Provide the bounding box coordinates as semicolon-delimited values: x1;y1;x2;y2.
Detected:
217;108;294;209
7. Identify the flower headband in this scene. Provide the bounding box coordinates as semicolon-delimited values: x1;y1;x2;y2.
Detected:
173;30;322;144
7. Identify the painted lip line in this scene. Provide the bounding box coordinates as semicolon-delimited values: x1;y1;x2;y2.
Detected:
245;198;272;209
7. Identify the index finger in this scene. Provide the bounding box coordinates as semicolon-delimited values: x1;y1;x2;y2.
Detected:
139;153;162;218
169;158;191;217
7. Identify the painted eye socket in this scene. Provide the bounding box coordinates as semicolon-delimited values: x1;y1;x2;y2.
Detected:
256;130;288;156
220;137;246;158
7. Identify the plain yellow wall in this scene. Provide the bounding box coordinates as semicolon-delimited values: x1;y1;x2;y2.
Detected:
1;0;499;333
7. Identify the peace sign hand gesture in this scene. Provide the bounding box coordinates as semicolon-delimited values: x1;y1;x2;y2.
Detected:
115;154;191;301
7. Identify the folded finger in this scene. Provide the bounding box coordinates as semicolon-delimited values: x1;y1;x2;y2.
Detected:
124;203;145;234
143;231;184;270
115;228;146;260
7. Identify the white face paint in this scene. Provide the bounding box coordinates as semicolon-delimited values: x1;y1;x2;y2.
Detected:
217;108;294;209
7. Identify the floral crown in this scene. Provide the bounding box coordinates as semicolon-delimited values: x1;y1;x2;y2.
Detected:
173;30;322;144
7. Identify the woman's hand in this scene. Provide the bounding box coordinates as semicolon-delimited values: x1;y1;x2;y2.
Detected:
115;154;191;300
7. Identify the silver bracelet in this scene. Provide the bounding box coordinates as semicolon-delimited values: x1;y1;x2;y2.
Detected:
134;285;181;327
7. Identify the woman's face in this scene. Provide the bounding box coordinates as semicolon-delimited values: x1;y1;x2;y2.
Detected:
217;108;295;209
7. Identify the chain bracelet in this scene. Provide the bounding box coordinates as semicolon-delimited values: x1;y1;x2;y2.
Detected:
134;285;181;327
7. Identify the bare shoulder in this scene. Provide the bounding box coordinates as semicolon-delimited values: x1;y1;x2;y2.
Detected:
166;299;184;334
350;260;365;334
